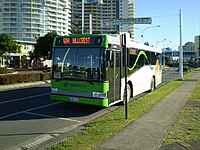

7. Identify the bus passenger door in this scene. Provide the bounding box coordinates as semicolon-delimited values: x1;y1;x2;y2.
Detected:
108;51;121;104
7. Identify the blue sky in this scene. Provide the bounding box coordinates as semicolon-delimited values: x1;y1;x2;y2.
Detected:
134;0;200;49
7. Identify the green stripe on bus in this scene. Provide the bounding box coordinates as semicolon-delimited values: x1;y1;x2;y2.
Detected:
51;94;109;107
51;79;109;92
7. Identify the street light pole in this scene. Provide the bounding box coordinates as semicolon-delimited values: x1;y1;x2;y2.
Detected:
89;14;92;34
179;9;184;80
141;25;161;43
156;39;166;47
82;0;84;34
135;25;161;43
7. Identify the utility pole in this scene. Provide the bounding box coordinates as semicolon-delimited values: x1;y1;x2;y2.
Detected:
179;9;184;80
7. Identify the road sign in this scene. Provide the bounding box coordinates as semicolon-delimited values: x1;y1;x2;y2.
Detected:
103;17;152;26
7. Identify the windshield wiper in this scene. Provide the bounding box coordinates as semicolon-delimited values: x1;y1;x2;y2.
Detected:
61;48;70;73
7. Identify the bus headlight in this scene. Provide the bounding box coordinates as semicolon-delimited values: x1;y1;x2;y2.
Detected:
93;92;107;98
51;88;58;93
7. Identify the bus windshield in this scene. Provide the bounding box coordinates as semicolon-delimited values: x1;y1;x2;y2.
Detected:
52;47;102;81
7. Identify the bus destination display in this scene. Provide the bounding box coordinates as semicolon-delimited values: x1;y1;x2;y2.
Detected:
55;36;103;46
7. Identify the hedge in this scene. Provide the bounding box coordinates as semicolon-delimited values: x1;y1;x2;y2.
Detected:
0;72;51;85
0;67;7;74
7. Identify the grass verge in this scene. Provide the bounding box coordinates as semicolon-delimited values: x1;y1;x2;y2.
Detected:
48;72;194;150
162;73;200;145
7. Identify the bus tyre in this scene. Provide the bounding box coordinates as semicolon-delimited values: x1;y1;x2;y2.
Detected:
150;77;155;92
123;84;131;104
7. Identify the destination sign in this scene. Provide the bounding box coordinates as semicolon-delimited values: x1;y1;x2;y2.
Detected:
55;36;103;46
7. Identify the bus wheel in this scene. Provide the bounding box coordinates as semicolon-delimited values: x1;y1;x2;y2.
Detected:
123;84;131;104
150;77;155;92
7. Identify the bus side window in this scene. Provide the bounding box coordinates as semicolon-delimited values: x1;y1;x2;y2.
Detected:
129;54;137;68
150;52;157;65
146;51;151;65
138;54;144;68
147;51;157;65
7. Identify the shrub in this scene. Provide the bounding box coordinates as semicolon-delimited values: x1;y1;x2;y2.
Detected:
0;67;7;74
0;72;51;85
7;68;16;74
183;66;191;72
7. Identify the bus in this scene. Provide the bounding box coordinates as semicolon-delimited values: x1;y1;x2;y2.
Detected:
51;33;162;107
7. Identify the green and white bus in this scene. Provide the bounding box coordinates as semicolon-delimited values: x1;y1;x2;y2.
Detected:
51;33;162;107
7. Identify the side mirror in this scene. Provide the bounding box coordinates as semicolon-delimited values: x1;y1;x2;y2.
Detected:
106;50;112;61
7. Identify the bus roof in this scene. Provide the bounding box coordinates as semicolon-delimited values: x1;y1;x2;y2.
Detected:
128;39;162;53
105;34;162;54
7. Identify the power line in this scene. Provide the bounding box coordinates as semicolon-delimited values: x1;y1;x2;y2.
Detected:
151;14;178;18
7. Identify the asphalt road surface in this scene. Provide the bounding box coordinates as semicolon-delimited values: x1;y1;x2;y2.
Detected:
0;67;180;150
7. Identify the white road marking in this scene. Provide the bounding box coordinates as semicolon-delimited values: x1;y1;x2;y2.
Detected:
0;92;82;123
0;93;50;105
25;112;82;123
0;102;61;120
23;135;53;150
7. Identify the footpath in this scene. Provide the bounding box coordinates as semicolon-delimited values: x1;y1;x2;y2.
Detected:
96;71;200;150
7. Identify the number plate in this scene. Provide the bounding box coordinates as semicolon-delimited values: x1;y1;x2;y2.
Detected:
70;97;79;102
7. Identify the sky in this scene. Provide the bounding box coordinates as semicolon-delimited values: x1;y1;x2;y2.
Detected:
134;0;200;49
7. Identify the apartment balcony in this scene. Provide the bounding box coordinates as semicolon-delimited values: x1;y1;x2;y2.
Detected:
22;10;32;13
48;22;57;26
48;24;57;30
31;7;42;11
47;17;57;22
22;19;31;23
22;23;32;28
59;1;66;6
48;13;57;18
22;0;31;3
22;15;32;18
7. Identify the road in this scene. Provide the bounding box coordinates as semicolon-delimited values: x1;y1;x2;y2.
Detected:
161;66;180;86
0;84;107;150
0;67;180;150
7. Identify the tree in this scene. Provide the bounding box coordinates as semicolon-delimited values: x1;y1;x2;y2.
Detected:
93;31;101;34
0;33;20;56
70;23;82;34
110;30;119;34
34;32;58;59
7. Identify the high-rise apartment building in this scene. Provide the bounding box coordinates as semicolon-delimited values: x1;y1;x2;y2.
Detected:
0;0;134;51
117;0;135;37
0;0;134;42
71;0;115;34
71;0;135;35
0;0;71;43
